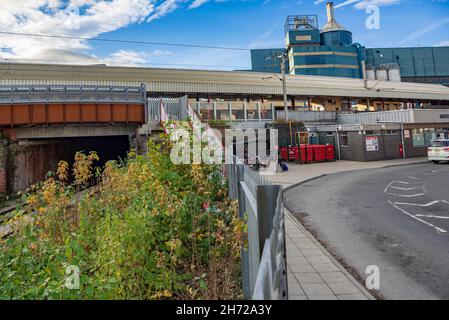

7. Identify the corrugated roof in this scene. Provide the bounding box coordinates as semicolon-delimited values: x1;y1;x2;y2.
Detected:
0;62;449;101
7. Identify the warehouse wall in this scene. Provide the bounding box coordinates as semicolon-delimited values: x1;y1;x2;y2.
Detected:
365;47;449;83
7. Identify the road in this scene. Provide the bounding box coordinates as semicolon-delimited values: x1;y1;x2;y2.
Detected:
285;163;449;300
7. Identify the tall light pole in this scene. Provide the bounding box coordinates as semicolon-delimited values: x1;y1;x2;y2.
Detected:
280;52;289;121
265;51;289;121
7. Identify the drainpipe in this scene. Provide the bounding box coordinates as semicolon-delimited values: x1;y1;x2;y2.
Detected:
336;128;342;160
400;122;406;159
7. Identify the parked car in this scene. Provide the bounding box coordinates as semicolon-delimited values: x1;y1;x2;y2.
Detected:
428;139;449;164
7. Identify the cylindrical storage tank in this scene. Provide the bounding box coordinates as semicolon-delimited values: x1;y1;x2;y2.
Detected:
366;67;376;80
375;68;388;81
387;66;401;82
320;30;353;46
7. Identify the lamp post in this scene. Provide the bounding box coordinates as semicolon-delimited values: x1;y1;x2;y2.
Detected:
265;50;289;121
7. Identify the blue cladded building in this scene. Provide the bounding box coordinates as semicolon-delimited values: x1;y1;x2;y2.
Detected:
251;2;449;86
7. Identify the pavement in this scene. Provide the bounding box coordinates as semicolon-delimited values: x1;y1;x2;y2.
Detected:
282;159;449;300
265;157;429;300
285;210;374;300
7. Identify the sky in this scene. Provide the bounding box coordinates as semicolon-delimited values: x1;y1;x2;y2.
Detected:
0;0;448;70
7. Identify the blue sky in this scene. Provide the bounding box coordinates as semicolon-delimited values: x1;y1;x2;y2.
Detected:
0;0;448;70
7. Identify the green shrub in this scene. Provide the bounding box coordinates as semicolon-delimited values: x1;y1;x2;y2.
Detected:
0;134;244;300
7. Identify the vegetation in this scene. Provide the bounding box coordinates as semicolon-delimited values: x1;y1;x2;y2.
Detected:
0;134;244;300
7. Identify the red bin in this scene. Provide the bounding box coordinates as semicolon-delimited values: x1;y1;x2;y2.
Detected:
280;147;289;161
301;144;314;163
288;146;299;161
313;145;326;162
326;145;335;162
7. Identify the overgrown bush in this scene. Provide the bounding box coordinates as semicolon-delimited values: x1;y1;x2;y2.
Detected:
0;134;244;300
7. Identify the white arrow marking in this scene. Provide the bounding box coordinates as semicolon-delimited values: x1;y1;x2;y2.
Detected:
387;201;447;234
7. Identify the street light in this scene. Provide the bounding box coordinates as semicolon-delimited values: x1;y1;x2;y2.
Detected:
265;51;289;121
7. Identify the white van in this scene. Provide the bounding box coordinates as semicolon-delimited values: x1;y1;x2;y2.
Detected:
428;139;449;164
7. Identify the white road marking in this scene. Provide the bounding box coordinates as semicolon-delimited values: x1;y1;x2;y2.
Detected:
387;193;426;198
407;176;421;180
431;168;449;174
384;181;396;193
393;200;442;207
387;200;447;234
395;181;425;185
415;215;449;220
390;186;424;191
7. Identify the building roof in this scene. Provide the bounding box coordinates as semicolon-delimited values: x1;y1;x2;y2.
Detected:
1;62;449;101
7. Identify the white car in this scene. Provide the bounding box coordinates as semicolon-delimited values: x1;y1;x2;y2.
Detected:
428;139;449;164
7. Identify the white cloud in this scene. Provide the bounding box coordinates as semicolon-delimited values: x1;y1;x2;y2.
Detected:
333;0;401;9
435;40;449;47
189;0;210;9
0;0;157;64
400;17;449;45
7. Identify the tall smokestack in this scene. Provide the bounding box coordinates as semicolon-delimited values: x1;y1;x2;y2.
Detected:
326;2;336;23
322;1;346;32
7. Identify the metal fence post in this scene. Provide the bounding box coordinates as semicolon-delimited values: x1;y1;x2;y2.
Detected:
235;164;251;299
243;102;248;122
256;185;282;256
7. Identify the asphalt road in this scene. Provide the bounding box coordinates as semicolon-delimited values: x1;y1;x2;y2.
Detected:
285;163;449;300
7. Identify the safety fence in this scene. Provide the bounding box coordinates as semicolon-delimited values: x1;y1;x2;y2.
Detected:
147;96;188;122
227;160;288;300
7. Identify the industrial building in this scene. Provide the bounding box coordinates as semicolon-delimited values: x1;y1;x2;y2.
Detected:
251;2;449;86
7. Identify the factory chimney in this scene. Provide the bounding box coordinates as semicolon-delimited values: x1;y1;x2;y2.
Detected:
322;1;346;32
326;2;336;24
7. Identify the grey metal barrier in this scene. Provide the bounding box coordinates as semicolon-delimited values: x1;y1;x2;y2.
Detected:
0;84;147;105
147;96;189;122
227;159;288;300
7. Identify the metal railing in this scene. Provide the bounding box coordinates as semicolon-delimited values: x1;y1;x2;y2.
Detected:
194;101;276;122
227;159;288;300
147;96;188;122
0;84;147;104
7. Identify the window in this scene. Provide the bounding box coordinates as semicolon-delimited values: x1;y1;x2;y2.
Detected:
340;132;349;147
365;130;381;136
412;129;426;147
385;130;399;135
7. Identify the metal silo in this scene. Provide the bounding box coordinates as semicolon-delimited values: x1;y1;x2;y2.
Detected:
366;65;376;80
387;64;401;82
320;2;353;46
375;66;388;81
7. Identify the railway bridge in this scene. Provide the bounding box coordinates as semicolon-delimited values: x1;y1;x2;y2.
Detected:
0;85;149;194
